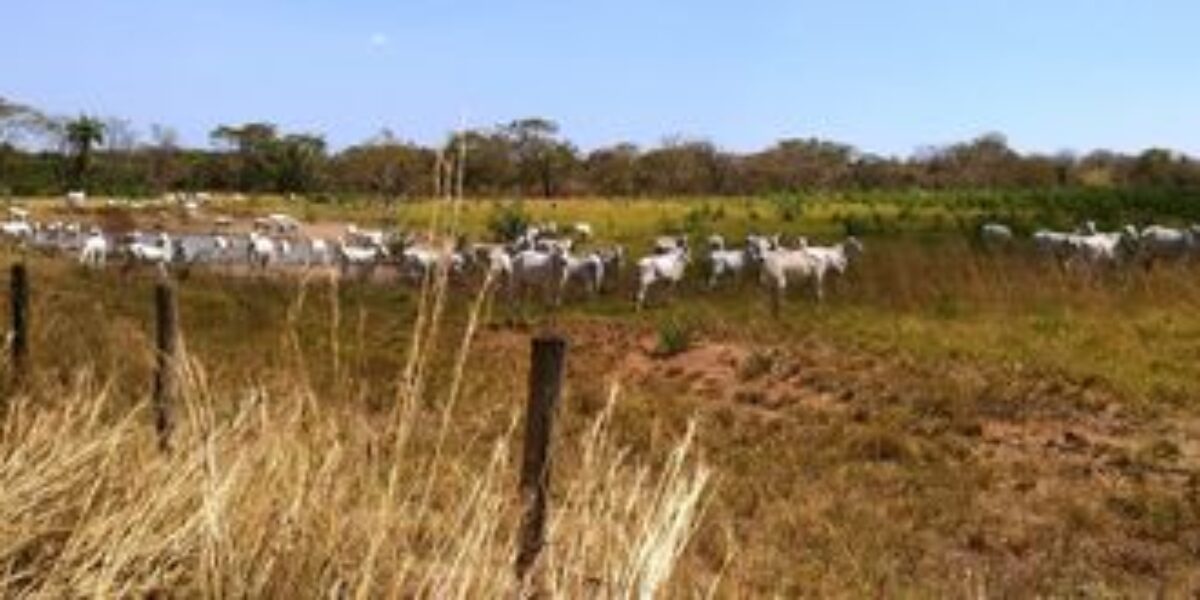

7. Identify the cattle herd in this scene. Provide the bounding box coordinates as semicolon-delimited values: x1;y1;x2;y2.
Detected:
983;220;1200;270
1;202;1199;311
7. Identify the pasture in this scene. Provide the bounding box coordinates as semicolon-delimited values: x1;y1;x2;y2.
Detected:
2;192;1200;595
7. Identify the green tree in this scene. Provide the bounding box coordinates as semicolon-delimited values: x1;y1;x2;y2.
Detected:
445;129;518;196
743;138;858;192
920;132;1023;188
210;122;279;191
585;143;640;196
637;138;731;195
273;134;327;194
146;124;183;193
63;115;106;190
501;118;578;197
0;98;45;195
332;131;435;203
1130;148;1185;187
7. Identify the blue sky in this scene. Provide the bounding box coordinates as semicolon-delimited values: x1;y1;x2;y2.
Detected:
3;0;1198;156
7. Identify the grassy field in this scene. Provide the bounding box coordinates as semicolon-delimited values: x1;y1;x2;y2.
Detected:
2;193;1200;595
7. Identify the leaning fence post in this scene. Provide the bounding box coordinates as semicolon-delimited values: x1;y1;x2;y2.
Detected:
153;279;178;452
515;335;568;585
10;263;29;384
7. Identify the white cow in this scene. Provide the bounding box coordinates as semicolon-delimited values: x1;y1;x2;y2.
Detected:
803;237;864;279
707;236;766;289
511;248;569;305
653;235;687;255
559;251;605;301
1066;227;1137;269
208;235;231;264
268;213;301;233
979;223;1014;245
126;233;173;269
65;190;87;209
346;224;387;248
467;243;514;283
595;245;625;291
1;220;34;241
635;246;689;311
1032;229;1077;262
247;232;276;269
1136;225;1196;267
398;245;439;281
79;229;108;268
533;236;574;254
308;238;331;267
759;247;823;312
338;239;387;279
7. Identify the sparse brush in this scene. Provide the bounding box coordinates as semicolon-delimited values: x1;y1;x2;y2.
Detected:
737;350;774;381
653;319;693;358
485;201;530;242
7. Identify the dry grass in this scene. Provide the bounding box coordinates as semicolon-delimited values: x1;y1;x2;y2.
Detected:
0;372;709;597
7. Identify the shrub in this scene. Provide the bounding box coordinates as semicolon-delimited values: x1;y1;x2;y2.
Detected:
682;205;711;237
486;201;530;241
771;194;806;223
653;319;693;358
840;215;868;237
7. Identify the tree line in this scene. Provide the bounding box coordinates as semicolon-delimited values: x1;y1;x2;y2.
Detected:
2;96;1198;200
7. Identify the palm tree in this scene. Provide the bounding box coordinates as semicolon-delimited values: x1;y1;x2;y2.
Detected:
64;115;105;189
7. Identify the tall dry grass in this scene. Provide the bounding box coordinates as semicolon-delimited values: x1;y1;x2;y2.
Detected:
0;373;709;597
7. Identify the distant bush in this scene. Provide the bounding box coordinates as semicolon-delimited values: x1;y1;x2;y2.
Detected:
770;193;806;222
682;205;713;237
486;201;530;241
840;215;868;237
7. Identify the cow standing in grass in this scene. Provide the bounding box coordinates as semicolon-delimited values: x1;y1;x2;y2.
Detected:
635;243;689;311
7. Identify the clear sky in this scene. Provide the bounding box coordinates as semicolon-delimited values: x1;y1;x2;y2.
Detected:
3;0;1198;156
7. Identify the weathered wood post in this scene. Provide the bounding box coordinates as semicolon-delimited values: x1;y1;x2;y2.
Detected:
10;263;29;383
515;334;567;584
152;279;178;452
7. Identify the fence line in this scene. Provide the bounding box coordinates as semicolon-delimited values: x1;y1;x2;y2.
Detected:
515;334;568;587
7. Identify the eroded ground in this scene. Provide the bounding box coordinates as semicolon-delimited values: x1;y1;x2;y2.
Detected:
474;320;1200;595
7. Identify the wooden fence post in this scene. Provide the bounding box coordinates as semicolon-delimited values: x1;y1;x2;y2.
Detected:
10;263;28;384
515;334;567;584
153;280;178;452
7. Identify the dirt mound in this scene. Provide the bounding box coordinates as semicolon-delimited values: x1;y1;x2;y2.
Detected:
618;336;852;418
